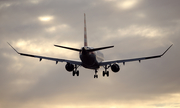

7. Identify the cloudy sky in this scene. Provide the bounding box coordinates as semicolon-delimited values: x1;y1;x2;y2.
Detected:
0;0;180;108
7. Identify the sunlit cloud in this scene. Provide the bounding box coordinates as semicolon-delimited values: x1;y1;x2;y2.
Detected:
99;25;166;39
117;25;168;38
10;93;180;108
15;39;44;54
118;25;164;37
45;24;69;33
14;39;80;59
46;26;56;32
0;3;12;9
29;0;42;4
38;16;54;22
117;0;139;10
103;0;140;10
16;40;28;47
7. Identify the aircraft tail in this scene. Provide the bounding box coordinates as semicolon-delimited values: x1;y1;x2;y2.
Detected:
84;13;88;47
54;13;114;52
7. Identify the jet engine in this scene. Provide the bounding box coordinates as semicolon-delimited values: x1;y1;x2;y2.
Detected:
65;63;74;72
111;64;120;72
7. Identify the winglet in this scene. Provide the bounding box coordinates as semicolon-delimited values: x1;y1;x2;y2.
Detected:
161;44;173;56
7;42;20;54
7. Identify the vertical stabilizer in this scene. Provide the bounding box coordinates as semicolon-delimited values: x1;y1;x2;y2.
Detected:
84;13;88;47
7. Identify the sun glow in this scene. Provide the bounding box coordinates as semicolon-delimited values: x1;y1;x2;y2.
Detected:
38;16;54;22
118;0;139;10
104;0;140;10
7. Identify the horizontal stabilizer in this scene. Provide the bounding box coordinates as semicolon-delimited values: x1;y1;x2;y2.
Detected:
54;45;81;52
88;46;114;52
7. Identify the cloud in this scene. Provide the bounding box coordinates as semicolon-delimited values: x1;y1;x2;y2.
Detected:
0;0;180;108
38;16;54;22
117;0;139;10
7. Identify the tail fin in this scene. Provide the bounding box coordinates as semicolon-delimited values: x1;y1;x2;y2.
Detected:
84;13;88;47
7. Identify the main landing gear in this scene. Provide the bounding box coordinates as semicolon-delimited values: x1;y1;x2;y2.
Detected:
102;65;110;77
94;65;110;78
72;65;79;76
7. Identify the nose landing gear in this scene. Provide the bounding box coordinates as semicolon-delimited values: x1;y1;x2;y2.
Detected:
94;69;98;78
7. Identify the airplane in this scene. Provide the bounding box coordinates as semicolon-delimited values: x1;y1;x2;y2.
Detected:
8;13;173;78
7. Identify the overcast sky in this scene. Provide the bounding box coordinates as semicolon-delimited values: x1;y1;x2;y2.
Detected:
0;0;180;108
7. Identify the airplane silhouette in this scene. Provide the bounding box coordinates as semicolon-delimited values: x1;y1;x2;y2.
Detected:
8;13;173;78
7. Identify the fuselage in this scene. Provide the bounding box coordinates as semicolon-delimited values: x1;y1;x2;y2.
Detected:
79;46;104;69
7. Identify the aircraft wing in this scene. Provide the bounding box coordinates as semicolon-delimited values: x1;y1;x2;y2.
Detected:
99;44;173;66
7;43;82;65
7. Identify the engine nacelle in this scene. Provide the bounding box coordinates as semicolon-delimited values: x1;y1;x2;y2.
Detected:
111;64;120;72
65;63;74;72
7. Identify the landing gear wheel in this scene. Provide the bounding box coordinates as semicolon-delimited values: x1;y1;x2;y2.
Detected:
72;70;79;76
72;71;75;76
103;71;105;77
76;70;79;76
103;71;109;77
106;71;109;77
102;65;110;77
72;64;79;77
94;69;98;78
94;75;98;78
